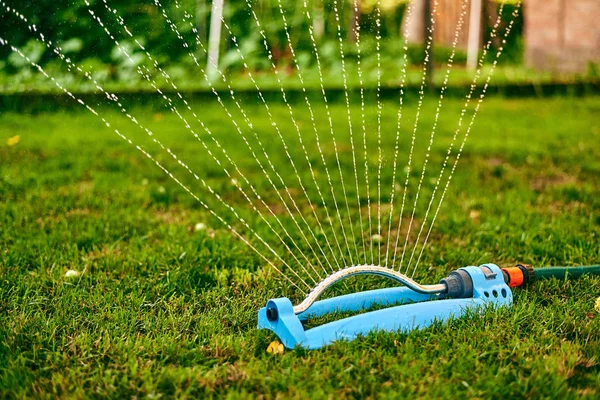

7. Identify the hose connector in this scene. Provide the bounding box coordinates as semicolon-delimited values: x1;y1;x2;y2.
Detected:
501;263;535;287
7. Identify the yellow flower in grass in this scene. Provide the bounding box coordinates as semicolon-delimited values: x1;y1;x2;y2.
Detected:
7;135;20;146
266;341;284;355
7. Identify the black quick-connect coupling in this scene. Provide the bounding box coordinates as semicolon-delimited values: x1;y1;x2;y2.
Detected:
517;263;535;283
440;269;473;298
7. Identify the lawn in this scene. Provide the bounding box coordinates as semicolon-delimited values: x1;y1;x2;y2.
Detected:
1;95;600;398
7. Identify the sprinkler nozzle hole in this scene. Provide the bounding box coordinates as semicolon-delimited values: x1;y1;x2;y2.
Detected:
492;290;498;298
501;289;507;298
484;291;490;298
266;306;278;321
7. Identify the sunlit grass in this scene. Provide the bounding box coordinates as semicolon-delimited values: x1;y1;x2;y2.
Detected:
1;96;599;397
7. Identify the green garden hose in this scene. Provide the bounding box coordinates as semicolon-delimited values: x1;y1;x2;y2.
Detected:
533;265;600;281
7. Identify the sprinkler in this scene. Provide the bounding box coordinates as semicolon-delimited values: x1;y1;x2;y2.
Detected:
258;263;600;349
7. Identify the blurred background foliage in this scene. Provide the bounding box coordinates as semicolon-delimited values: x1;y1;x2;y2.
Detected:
0;0;528;92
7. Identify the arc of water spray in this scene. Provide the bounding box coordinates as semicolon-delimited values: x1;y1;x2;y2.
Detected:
117;0;366;280
384;1;415;267
406;1;510;277
401;0;470;275
264;0;354;269
297;0;369;267
89;4;325;285
297;0;367;268
131;1;354;280
205;0;354;272
411;3;522;278
375;0;383;267
391;0;441;270
397;0;453;273
328;0;363;265
0;36;312;294
267;0;359;267
2;2;321;288
351;0;370;265
177;4;337;276
96;0;356;281
240;0;350;272
84;0;325;283
159;0;339;277
2;0;525;296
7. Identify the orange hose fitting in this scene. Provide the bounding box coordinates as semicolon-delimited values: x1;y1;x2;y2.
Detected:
501;267;525;287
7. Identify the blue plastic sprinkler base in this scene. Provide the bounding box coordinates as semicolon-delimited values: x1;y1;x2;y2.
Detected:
258;264;512;350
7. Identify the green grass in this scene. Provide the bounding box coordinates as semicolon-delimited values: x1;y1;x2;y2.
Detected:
1;95;600;398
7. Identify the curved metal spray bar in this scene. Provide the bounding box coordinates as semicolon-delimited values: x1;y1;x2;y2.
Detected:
293;264;447;314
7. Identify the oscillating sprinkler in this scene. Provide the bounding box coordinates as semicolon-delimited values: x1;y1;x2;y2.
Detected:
258;263;600;350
